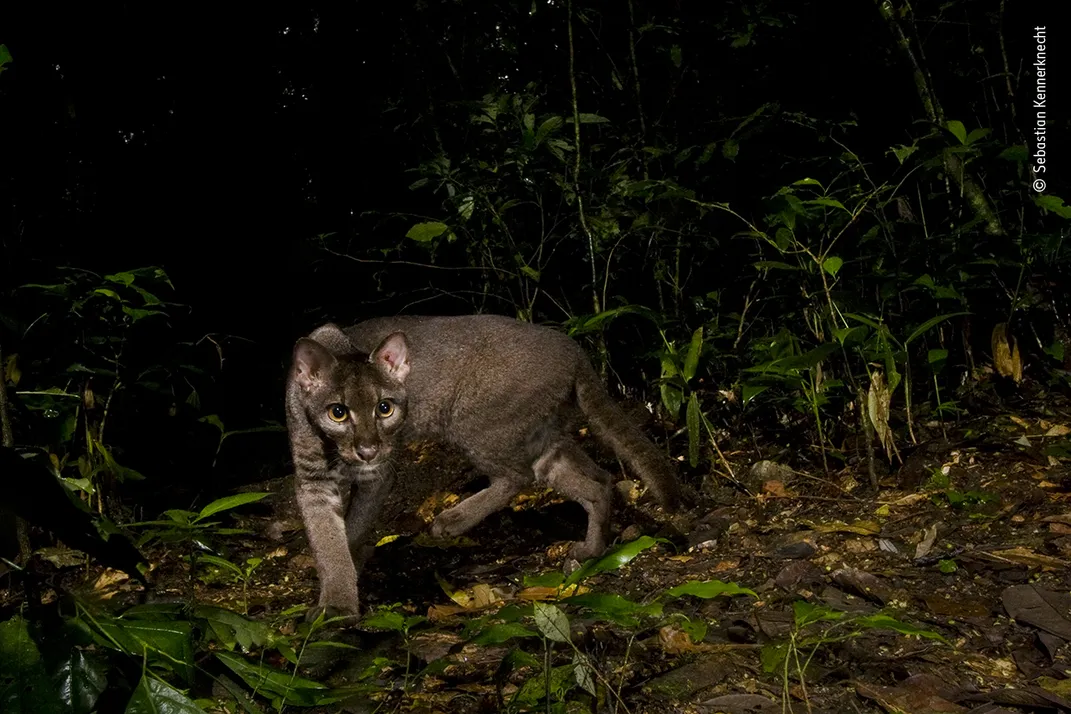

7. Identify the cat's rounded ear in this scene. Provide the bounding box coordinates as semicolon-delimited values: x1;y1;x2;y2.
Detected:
292;338;337;392
371;332;410;383
308;323;353;354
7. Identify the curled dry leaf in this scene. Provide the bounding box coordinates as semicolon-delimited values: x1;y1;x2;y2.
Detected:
992;323;1023;383
867;371;894;458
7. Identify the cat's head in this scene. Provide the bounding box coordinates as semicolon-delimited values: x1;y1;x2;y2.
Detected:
289;324;410;470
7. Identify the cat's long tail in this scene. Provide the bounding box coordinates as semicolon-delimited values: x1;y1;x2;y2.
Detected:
574;358;680;509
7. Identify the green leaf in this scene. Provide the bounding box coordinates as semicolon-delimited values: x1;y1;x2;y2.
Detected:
532;602;571;643
0;616;57;714
125;676;204;714
196;493;270;521
760;643;789;673
573;652;597;696
563;536;660;587
753;260;800;271
855;614;946;642
89;618;195;684
469;623;538;646
821;256;844;277
405;222;449;242
904;312;970;346
890;144;918;164
215;652;340;706
573;113;609;124
686;393;700;468
1035;194;1071;219
664;580;757;600
0;45;12;68
53;649;108;714
807;198;847;212
534;116;564;146
741;383;768;406
946;120;967;145
998;145;1028;161
669;44;682;68
198;555;243;577
105;272;137;287
523;571;565;588
965;127;991;144
928;349;948;367
562;593;662;626
683;326;703;382
832;325;868;346
792;600;846;627
191;606;270;652
660;382;683;419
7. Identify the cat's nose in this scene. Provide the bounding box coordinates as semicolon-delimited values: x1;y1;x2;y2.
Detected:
355;445;379;462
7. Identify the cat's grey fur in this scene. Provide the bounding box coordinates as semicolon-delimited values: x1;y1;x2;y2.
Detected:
286;314;679;618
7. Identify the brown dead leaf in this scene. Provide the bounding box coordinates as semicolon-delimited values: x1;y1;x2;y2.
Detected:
427;604;472;622
266;546;288;559
659;626;712;655
1044;424;1071;437
445;582;508;609
1009;415;1032;429
1049;522;1071;535
417;492;462;522
92;568;130;599
889;493;930;507
986;546;1068;571
762;480;790;498
868;371;895;458
806;519;882;535
856;674;966;713
517;583;588;601
1041;513;1071;526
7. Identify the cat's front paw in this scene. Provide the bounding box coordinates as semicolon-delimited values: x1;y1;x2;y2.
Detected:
307;599;361;624
429;507;470;538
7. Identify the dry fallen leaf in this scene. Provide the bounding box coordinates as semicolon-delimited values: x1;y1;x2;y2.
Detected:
763;480;790;498
992;323;1023;383
986;546;1069;570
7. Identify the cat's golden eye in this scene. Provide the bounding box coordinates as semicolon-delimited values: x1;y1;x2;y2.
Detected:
376;400;394;418
327;404;349;422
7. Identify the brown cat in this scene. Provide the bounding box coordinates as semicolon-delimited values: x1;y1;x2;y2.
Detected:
286;315;679;619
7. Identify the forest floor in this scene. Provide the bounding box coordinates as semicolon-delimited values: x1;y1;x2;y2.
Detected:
73;401;1071;713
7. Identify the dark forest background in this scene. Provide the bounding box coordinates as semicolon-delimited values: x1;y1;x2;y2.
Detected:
2;2;1071;712
1;0;1068;502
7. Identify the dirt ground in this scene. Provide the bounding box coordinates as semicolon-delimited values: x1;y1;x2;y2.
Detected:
107;404;1071;713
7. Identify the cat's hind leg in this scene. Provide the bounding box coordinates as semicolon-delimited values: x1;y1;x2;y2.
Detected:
532;440;613;560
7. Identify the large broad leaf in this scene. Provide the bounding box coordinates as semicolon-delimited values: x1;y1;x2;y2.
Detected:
0;616;58;714
125;676;203;714
532;602;571;643
405;222;448;243
904;312;970;346
192;606;271;652
469;623;538;646
665;580;757;600
196;493;270;521
563;536;660;587
52;649;108;714
562;593;663;626
215;651;341;707
90;618;195;684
